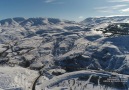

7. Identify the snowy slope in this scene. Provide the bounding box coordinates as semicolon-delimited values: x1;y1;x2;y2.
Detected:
81;16;129;26
0;66;38;90
0;17;129;90
36;70;129;90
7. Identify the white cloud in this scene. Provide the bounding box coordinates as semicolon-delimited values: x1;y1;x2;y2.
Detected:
95;4;127;13
45;0;64;4
78;16;84;19
95;4;127;10
108;0;129;2
99;10;113;13
45;0;56;3
121;8;129;12
94;8;113;13
112;5;127;9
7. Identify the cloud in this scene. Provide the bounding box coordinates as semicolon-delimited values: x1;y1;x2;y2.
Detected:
45;0;64;4
121;8;129;12
95;4;127;13
108;0;129;2
95;4;127;10
78;16;84;19
94;6;111;13
98;10;113;13
112;5;127;9
45;0;56;3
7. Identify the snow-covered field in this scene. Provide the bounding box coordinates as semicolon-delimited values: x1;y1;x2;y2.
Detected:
36;70;129;90
0;16;129;90
0;66;38;90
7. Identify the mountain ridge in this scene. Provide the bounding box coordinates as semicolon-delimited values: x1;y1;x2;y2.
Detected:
0;17;77;26
81;16;129;26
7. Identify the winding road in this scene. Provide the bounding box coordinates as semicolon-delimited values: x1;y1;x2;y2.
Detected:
32;74;42;90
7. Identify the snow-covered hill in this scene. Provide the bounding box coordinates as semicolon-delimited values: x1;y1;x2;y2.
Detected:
81;16;129;27
0;17;129;90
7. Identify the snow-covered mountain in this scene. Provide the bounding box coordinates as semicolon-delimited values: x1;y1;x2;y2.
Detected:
0;17;77;26
0;17;129;90
81;16;129;27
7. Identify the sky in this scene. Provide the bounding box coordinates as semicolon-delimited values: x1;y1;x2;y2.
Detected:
0;0;129;21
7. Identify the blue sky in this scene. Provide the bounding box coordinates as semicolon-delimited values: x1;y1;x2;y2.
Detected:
0;0;129;21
